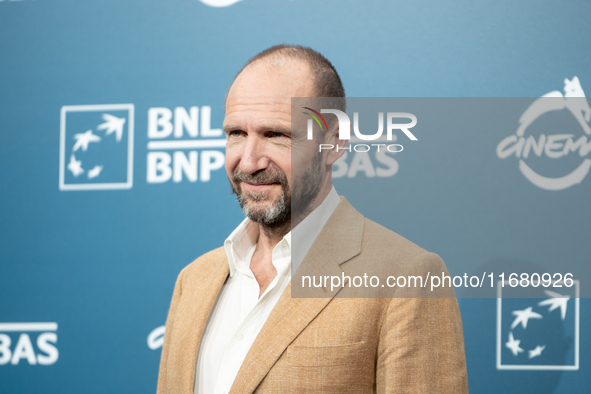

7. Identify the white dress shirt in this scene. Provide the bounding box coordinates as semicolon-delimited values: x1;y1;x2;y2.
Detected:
194;187;341;394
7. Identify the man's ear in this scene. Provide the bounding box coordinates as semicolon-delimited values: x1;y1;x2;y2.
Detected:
324;122;349;166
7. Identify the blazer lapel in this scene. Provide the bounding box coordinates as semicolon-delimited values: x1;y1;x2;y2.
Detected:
169;248;229;393
229;198;364;393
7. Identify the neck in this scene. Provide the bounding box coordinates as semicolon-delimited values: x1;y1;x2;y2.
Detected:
258;220;291;244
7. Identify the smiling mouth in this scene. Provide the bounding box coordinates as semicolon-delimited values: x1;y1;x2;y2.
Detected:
241;182;279;190
244;182;276;186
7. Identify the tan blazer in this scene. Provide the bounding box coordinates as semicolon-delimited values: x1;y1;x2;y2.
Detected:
157;198;469;393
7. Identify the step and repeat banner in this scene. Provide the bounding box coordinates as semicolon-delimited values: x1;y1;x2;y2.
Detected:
1;0;589;393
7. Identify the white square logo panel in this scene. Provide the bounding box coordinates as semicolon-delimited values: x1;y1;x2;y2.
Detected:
496;281;579;370
59;104;134;191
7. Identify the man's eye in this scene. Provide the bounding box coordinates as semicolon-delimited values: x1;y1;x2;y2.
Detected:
228;130;243;137
270;132;284;138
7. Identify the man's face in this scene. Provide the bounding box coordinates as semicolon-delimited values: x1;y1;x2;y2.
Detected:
223;60;320;227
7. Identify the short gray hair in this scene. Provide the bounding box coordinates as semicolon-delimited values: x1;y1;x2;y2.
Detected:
228;44;346;115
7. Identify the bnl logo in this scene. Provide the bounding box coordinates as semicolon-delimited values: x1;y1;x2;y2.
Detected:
496;281;579;370
0;322;59;366
59;104;134;191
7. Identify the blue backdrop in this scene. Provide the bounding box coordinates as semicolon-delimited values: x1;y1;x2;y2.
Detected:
1;0;590;392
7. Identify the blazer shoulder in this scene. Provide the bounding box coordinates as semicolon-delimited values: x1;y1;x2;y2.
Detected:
179;246;227;284
363;217;427;256
361;217;447;273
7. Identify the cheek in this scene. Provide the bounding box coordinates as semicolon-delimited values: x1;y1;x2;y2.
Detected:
270;154;291;182
290;144;317;174
224;147;240;175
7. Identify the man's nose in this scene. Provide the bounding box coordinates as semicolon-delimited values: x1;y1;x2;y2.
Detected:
238;135;270;174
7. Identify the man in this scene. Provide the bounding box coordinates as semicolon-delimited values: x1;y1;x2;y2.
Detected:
157;45;468;393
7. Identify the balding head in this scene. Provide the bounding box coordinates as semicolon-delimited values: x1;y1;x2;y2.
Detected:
226;45;346;113
223;46;347;235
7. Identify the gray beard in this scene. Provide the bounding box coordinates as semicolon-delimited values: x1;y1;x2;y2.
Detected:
230;152;323;228
290;151;324;223
235;187;289;227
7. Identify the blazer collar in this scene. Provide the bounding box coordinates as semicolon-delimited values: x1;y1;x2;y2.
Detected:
173;248;229;393
229;197;364;393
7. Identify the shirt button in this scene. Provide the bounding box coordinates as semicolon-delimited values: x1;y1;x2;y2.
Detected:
236;333;244;340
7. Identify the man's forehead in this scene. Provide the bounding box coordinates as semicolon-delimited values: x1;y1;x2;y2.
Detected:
224;96;292;122
227;60;314;101
224;60;316;129
226;96;292;109
223;100;292;133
